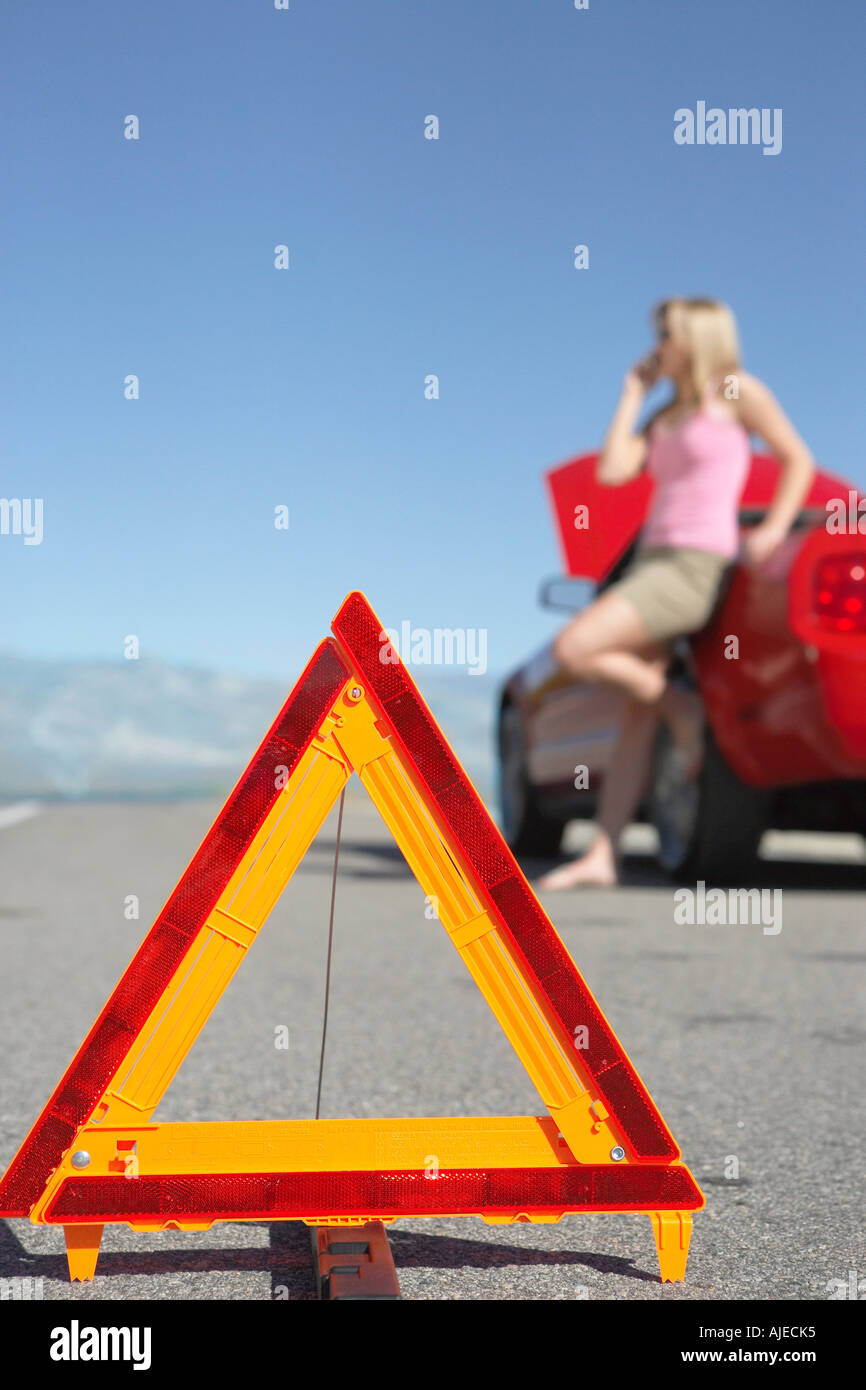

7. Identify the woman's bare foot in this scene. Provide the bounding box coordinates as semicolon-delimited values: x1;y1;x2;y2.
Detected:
537;842;619;890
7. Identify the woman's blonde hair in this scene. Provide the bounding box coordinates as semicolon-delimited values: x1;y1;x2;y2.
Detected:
652;296;741;396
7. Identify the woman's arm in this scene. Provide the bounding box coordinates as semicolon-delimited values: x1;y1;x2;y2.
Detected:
736;372;816;565
596;357;659;485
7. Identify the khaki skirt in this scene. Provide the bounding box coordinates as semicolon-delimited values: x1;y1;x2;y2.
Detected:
608;546;733;643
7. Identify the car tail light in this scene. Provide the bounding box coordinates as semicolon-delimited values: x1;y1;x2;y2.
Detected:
813;555;866;633
790;526;866;656
789;526;866;759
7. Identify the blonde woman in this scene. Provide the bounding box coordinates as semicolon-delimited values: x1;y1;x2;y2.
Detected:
539;297;814;889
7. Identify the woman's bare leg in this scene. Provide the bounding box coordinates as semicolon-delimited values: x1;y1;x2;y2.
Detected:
657;682;705;779
556;590;706;773
552;590;668;702
537;697;660;888
536;590;671;889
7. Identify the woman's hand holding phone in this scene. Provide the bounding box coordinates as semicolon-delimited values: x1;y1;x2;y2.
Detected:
624;351;660;395
600;353;660;485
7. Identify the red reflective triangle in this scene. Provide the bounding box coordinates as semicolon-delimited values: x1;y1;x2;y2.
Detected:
0;592;700;1265
331;593;679;1161
0;640;351;1217
44;1165;701;1225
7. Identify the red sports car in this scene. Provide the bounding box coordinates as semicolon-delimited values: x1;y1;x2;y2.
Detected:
497;452;866;880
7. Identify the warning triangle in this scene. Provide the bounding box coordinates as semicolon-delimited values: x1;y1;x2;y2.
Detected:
0;592;703;1283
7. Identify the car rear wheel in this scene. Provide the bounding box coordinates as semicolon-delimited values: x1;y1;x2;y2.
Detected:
649;724;769;882
498;702;564;857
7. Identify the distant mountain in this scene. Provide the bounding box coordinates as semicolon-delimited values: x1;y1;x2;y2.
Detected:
0;652;501;806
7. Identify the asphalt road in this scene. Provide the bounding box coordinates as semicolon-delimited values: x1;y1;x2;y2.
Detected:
1;792;864;1301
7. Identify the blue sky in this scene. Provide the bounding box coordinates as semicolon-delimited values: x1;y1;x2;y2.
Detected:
3;0;864;683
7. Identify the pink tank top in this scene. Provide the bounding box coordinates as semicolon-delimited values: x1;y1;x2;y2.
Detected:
641;385;751;558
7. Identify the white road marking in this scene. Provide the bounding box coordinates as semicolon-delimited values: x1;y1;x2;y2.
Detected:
0;801;41;830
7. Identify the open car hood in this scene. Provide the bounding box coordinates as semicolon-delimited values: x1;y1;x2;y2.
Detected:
544;451;855;581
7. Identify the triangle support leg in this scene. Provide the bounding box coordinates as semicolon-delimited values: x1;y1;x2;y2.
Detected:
64;1223;103;1282
649;1210;693;1283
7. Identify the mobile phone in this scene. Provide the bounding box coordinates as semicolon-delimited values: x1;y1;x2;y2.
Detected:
638;351;660;381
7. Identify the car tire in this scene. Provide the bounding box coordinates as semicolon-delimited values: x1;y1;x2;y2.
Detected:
498;702;564;857
649;723;769;883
